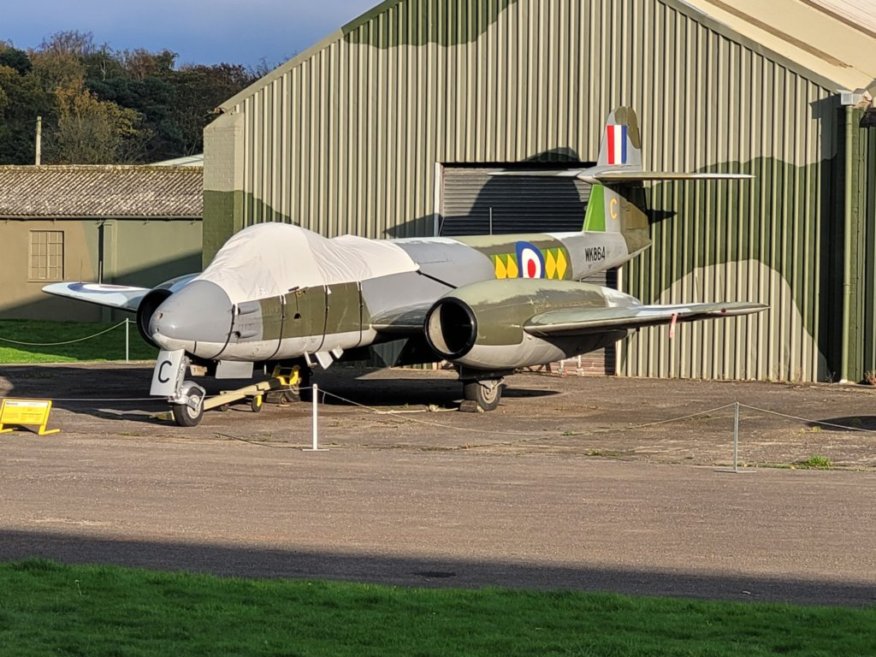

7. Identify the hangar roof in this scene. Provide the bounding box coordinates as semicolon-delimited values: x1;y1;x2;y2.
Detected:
682;0;876;95
0;165;203;220
220;0;875;113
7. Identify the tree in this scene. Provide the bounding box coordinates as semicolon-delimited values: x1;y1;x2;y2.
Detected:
0;45;32;76
30;49;86;93
169;64;255;155
0;31;260;164
49;85;144;163
39;30;97;58
120;48;177;81
0;63;55;164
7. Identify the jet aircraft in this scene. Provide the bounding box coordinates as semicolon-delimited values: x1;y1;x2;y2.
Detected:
45;107;765;426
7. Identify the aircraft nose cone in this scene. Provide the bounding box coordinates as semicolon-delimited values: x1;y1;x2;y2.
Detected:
149;280;233;354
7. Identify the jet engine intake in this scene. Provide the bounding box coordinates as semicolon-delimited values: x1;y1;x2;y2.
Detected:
136;289;173;348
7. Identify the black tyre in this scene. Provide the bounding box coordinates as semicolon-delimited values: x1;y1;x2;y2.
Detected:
463;380;502;411
250;395;264;413
171;382;205;427
281;389;297;403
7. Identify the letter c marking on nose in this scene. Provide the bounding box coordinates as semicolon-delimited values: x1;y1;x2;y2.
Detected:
158;359;172;383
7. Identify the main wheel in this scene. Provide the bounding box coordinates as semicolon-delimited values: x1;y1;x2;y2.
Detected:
171;381;205;427
463;379;502;411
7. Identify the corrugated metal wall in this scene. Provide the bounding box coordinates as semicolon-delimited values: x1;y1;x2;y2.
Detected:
845;108;876;382
205;0;849;383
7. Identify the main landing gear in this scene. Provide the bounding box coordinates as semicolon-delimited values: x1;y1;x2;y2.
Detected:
461;378;504;412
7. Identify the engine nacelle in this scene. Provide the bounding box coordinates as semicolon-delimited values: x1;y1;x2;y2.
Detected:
424;278;630;370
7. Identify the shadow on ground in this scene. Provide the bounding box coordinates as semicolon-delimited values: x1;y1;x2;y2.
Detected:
808;416;876;432
0;364;557;422
1;529;872;607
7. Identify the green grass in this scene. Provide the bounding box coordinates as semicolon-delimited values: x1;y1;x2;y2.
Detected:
0;319;156;363
1;560;873;657
797;455;833;470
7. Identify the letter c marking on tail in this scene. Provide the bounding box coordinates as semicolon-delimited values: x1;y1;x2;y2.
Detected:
610;197;619;221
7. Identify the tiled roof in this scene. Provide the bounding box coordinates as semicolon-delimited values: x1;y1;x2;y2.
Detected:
0;165;203;219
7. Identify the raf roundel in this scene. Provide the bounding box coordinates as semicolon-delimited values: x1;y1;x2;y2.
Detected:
515;241;545;279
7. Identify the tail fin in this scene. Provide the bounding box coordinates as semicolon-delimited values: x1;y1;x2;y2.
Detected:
585;106;647;243
596;107;643;172
582;183;650;254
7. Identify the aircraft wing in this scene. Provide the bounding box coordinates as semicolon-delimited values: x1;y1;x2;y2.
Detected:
525;302;767;337
42;282;152;312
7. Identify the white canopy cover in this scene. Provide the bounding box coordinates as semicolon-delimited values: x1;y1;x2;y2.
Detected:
198;222;420;304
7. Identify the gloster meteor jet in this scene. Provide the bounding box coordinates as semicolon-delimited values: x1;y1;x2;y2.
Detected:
45;107;765;426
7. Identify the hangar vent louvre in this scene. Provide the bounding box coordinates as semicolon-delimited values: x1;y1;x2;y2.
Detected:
439;165;591;236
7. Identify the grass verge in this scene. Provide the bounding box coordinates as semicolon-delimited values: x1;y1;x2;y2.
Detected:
1;560;873;657
0;319;155;363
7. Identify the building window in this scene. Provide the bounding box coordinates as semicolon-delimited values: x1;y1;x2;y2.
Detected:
29;230;65;281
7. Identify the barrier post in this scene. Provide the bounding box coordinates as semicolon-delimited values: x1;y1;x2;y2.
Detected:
304;383;327;451
125;319;130;362
733;401;740;473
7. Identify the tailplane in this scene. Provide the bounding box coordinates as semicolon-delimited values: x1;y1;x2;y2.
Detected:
491;106;751;185
490;106;751;252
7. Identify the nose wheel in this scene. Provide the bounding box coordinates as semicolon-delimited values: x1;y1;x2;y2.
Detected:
171;381;206;427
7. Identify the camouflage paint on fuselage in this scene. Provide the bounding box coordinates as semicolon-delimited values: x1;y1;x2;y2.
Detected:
210;223;641;364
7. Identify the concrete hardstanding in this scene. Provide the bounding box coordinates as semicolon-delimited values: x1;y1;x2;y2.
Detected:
1;363;874;606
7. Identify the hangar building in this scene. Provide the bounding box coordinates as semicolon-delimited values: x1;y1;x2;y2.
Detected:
0;165;202;321
203;0;875;383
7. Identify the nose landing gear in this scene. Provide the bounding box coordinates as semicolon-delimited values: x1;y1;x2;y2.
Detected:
163;362;307;427
170;381;206;427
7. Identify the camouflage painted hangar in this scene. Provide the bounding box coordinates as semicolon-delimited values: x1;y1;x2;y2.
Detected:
202;0;875;383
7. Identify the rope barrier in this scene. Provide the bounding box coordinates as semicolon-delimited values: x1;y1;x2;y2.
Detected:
622;403;738;431
738;403;876;434
317;388;554;438
0;320;129;346
3;378;875;439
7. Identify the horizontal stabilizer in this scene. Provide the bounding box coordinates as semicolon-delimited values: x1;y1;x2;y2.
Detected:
42;282;150;312
491;168;752;183
525;302;767;337
588;171;753;183
489;169;584;178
